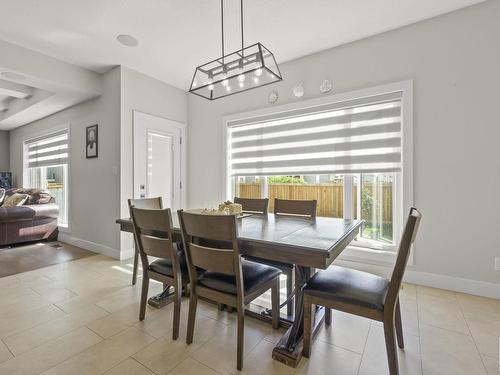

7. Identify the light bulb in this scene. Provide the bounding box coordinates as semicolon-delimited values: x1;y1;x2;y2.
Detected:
237;74;246;83
192;81;197;87
226;85;231;92
208;84;214;91
255;68;262;76
239;82;244;88
253;77;259;84
221;79;229;86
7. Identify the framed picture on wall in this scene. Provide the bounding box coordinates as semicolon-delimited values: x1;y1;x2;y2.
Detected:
86;124;98;158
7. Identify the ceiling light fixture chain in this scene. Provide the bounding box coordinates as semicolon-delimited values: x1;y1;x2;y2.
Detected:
189;0;282;100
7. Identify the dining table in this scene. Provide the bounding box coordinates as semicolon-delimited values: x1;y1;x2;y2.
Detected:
116;212;362;367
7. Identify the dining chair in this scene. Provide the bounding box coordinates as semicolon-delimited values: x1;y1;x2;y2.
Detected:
233;196;269;214
128;197;163;285
129;206;186;340
274;198;317;221
178;210;281;371
268;198;317;316
302;207;422;375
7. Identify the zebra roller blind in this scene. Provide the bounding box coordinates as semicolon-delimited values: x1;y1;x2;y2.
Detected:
228;92;403;177
26;129;69;168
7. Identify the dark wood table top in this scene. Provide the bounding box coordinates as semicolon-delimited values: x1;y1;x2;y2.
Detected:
116;213;362;269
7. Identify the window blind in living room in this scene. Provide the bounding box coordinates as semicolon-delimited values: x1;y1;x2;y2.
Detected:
228;92;403;176
26;129;69;168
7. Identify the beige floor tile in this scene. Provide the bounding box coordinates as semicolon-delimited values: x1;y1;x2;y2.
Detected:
95;282;163;313
416;285;457;301
465;309;500;359
457;293;500;316
0;340;12;364
196;300;237;325
418;293;469;334
263;327;287;345
420;324;486;375
316;310;371;354
358;324;422;375
295;340;361;375
0;304;66;338
0;289;50;315
230;339;294;375
190;318;272;375
86;302;158;338
400;283;418;302
104;358;155;375
4;304;109;355
133;315;225;374
167;357;220;375
134;299;191;339
481;355;499;375
41;327;155;375
31;285;78;303
0;327;102;375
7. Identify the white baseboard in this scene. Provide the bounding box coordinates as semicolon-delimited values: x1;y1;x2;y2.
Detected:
334;259;500;300
58;233;122;260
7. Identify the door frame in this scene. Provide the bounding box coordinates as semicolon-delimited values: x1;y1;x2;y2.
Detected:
132;110;187;209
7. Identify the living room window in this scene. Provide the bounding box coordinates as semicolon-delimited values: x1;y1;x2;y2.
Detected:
225;81;412;259
24;129;69;227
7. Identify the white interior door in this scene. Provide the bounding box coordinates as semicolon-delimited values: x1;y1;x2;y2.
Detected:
133;111;183;210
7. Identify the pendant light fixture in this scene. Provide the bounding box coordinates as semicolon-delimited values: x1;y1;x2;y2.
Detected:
189;0;282;100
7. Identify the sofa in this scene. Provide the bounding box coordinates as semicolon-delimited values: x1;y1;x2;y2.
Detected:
0;188;59;247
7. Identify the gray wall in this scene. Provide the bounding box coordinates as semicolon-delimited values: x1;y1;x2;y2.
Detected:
0;130;9;171
9;67;122;256
187;1;500;286
119;66;188;255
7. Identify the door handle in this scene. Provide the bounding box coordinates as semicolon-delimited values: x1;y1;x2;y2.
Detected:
140;194;145;198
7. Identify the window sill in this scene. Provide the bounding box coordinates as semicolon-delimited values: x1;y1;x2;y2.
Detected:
338;245;397;267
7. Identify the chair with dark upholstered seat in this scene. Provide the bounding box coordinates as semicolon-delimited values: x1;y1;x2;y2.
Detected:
178;210;281;371
270;198;317;316
303;208;421;375
128;197;163;285
129;206;185;340
233;196;268;214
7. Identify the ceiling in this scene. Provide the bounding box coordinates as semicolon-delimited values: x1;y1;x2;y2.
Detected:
0;0;485;91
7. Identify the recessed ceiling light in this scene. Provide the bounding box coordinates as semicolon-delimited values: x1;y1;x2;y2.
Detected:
116;34;139;47
1;71;26;81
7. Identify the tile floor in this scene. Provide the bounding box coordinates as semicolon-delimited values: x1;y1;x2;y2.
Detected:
0;252;498;375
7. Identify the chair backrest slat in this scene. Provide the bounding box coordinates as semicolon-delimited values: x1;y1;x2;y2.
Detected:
180;211;236;241
274;198;317;220
234;197;268;214
189;243;236;274
130;207;174;260
128;197;162;210
385;207;422;306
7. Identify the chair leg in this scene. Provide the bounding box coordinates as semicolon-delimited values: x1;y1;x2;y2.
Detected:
302;296;314;358
236;305;245;371
172;281;182;341
395;299;404;349
186;291;198;345
139;275;149;321
325;308;332;326
383;316;400;375
271;278;280;329
286;268;294;317
131;245;139;285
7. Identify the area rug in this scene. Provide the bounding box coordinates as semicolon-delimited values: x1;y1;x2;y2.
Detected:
0;241;95;277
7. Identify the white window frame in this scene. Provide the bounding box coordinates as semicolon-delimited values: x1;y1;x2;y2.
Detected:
23;125;71;231
222;80;413;266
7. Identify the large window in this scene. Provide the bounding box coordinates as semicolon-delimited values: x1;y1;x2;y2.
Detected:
24;129;69;227
226;82;412;255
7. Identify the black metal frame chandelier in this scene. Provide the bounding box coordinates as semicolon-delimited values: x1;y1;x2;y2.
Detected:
189;0;282;100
